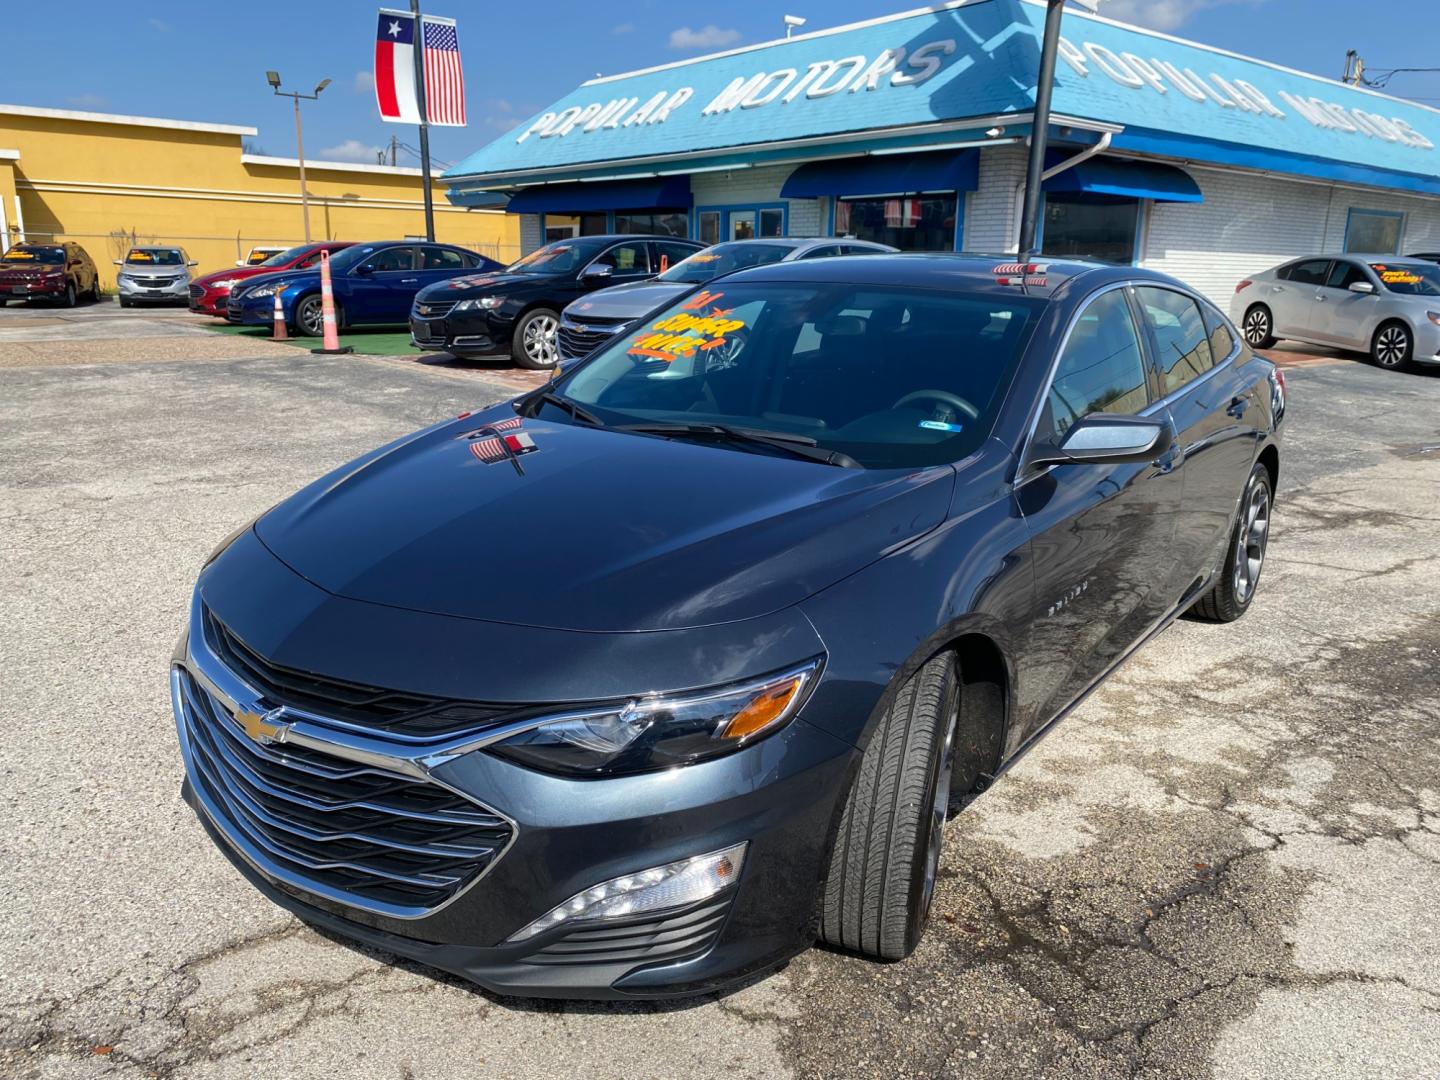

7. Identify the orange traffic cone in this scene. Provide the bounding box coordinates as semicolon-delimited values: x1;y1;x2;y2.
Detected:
310;250;354;355
272;294;288;340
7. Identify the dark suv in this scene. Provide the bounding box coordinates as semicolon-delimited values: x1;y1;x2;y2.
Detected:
410;235;704;368
0;242;100;306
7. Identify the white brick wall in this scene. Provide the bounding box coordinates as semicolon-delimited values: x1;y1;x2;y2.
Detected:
1142;166;1440;305
689;164;825;236
518;213;542;254
964;145;1028;253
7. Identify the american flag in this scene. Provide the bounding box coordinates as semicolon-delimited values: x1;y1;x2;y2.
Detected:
422;16;466;127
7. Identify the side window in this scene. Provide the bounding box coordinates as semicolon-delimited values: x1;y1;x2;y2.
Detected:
1136;287;1215;396
361;247;415;273
1325;261;1369;290
461;251;483;268
422;247;466;270
798;245;842;260
1201;302;1237;360
592;242;649;275
1046;289;1149;440
1282;259;1331;286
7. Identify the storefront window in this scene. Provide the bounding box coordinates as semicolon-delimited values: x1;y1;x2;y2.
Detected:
759;208;784;238
544;213;608;241
614;212;690;237
835;195;956;251
1040;194;1139;265
1344;209;1403;254
698;211;721;245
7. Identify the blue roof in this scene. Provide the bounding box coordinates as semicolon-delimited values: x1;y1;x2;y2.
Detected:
443;0;1440;195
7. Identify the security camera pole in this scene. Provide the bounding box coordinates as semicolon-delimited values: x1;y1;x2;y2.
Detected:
410;0;436;241
268;71;331;242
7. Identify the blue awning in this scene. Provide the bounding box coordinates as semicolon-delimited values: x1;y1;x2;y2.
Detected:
445;184;509;209
1042;153;1203;203
504;176;692;214
780;149;980;199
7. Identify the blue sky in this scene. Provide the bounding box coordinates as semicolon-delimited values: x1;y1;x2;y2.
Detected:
2;0;1436;169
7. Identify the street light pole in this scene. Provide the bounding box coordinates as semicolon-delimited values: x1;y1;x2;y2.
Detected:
1017;0;1067;257
267;72;331;243
410;0;436;242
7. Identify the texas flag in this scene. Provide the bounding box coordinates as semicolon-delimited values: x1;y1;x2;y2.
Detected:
375;9;466;127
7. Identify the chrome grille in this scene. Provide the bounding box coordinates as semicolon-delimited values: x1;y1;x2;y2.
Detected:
189;284;205;299
177;669;513;912
558;317;627;359
414;299;457;318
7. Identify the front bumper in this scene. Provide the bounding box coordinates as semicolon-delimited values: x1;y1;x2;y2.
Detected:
0;278;66;299
227;294;289;326
117;276;189;302
172;532;855;999
409;306;511;356
190;285;233;316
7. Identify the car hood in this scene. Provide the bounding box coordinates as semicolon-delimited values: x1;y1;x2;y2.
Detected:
235;270;314;294
195;265;277;288
565;280;692;320
254;409;954;632
417;272;549;299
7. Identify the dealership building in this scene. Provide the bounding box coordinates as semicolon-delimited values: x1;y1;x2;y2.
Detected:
442;0;1440;304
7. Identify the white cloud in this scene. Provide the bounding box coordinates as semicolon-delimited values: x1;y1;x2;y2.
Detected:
353;70;374;94
1097;0;1261;31
477;98;542;133
148;17;171;32
67;93;108;109
667;25;741;50
317;139;385;164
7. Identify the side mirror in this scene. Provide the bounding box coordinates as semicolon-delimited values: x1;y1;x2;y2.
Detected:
1030;414;1174;468
353;263;373;276
583;264;614;281
234;259;246;267
113;260;123;267
187;260;198;268
1348;281;1376;294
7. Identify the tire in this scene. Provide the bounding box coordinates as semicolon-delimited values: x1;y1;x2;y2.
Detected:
1242;304;1277;349
820;653;962;960
294;295;326;337
89;281;101;302
1191;463;1273;623
511;308;561;370
61;283;76;308
1371;321;1412;370
118;296;132;309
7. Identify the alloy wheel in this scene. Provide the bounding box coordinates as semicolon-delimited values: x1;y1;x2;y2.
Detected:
524;314;559;366
918;686;960;926
300;299;324;335
1375;325;1409;367
1232;482;1270;603
1243;308;1270;347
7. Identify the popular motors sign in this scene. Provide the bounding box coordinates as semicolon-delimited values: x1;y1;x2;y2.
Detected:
516;41;958;143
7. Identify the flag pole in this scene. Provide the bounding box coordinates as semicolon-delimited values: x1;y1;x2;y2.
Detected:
410;0;436;241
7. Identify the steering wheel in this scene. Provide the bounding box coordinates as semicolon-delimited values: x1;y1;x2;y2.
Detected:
893;389;980;422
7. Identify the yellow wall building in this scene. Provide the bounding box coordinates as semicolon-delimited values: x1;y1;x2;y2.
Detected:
0;104;519;289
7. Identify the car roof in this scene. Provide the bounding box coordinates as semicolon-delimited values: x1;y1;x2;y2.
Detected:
1287;254;1432;263
719;252;1143;297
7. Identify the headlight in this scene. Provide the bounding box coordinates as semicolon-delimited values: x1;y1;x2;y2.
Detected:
507;843;747;942
246;282;286;299
489;658;822;777
117;273;134;283
453;296;503;312
210;278;241;290
1427;311;1440;327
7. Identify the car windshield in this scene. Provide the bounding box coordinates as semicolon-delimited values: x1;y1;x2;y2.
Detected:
127;249;183;265
559;282;1042;469
658;242;799;284
505;239;606;275
257;244;314;268
1370;262;1440;297
3;246;64;264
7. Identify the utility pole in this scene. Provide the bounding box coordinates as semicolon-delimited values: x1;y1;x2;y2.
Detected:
1017;0;1067;257
267;71;331;242
410;0;436;241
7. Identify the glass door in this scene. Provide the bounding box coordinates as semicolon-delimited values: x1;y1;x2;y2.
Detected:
729;211;756;241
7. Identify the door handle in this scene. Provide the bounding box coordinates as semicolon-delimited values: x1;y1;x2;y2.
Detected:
1270;285;1284;293
1314;294;1326;303
1226;396;1250;418
401;278;418;283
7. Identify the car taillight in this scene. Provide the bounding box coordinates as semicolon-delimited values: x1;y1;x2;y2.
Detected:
1270;368;1286;421
1235;279;1253;293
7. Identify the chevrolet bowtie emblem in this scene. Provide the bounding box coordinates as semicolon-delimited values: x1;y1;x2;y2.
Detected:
233;706;288;745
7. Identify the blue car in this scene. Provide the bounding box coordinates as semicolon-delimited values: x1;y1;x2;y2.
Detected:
227;241;501;336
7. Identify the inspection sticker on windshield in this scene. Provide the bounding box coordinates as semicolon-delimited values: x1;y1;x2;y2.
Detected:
627;290;746;362
919;420;964;433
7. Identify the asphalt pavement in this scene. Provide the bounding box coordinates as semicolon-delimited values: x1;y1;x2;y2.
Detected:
1;306;1438;1079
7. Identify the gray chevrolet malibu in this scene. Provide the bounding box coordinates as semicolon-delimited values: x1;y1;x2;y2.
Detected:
1230;254;1440;370
558;237;896;359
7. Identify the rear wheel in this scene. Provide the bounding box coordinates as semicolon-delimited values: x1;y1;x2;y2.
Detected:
1242;304;1276;349
819;653;962;960
1372;322;1412;369
1192;463;1272;623
512;308;561;370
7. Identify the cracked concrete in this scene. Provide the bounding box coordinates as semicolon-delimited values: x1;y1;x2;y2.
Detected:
1;341;1437;1078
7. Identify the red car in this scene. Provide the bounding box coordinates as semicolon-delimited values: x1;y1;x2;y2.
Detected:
188;241;354;316
0;242;101;306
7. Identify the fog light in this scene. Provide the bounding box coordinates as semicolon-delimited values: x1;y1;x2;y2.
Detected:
507;842;747;942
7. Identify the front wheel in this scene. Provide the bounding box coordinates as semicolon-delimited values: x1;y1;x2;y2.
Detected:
512;308;561;370
118;296;132;309
61;283;76;308
819;653;961;960
294;295;326;337
1242;304;1276;349
1372;322;1412;369
1191;464;1272;623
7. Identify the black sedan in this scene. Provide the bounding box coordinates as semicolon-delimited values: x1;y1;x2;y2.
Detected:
409;234;703;368
173;254;1283;1000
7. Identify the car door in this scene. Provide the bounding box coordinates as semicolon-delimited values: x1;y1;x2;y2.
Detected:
1015;285;1183;734
346;245;418;324
415;245;473;291
1315;259;1379;348
1268;259;1332;338
1134;285;1256;597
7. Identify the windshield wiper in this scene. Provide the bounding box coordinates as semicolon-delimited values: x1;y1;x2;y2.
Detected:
617;422;861;469
518;390;603;427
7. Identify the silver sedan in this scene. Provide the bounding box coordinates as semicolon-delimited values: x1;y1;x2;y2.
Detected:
1230;255;1440;370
